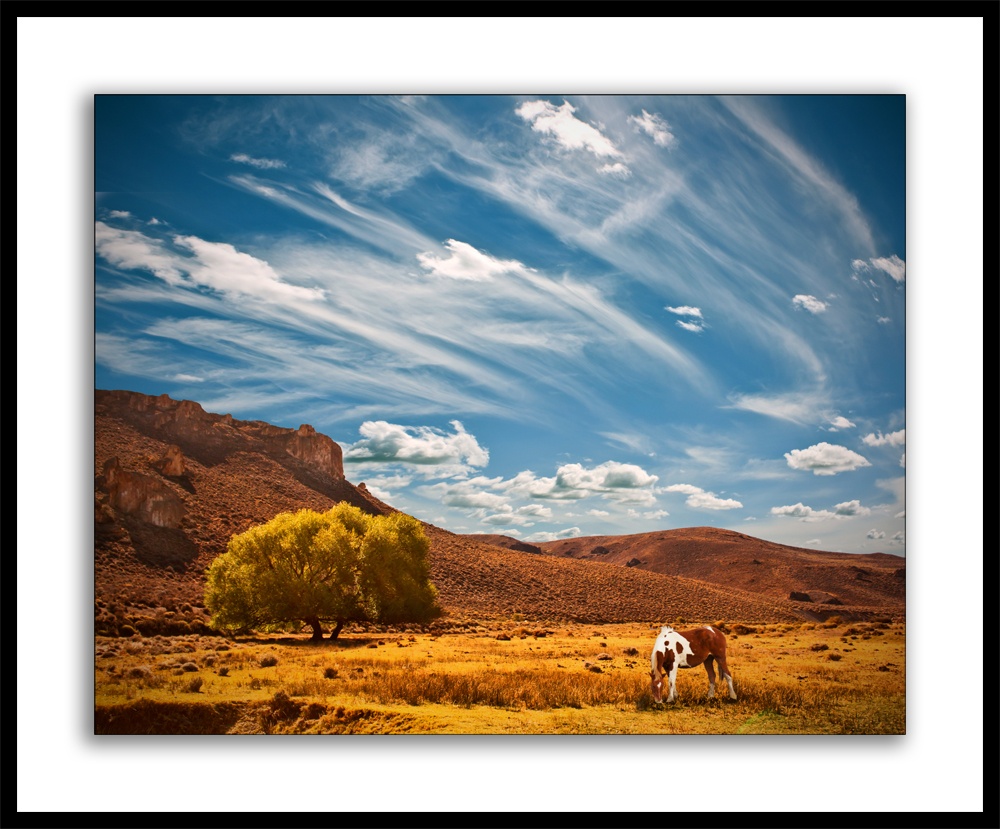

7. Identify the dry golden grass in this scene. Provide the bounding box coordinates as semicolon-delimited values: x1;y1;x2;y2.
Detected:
95;619;904;734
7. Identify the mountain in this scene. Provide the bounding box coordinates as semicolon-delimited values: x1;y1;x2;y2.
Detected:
93;390;903;635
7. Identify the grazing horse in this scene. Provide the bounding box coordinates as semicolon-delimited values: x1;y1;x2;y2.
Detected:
649;625;737;703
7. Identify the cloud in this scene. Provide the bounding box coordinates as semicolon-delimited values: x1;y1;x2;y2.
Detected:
664;484;742;510
230;152;286;169
586;509;610;517
771;503;834;521
784;442;870;475
417;239;525;281
516;100;623;159
899;453;905;468
852;255;905;283
525;526;582;543
108;209;131;218
833;500;871;517
828;416;855;430
422;478;508;510
728;391;828;425
628;109;676;147
598;162;632;178
498;461;659;502
877;316;891;324
866;529;885;540
792;294;828;314
890;531;905;546
870;255;905;283
95;222;326;304
676;320;705;333
481;504;553;527
95;222;184;284
172;235;325;302
771;498;870;521
665;306;703;318
862;429;905;447
344;420;489;468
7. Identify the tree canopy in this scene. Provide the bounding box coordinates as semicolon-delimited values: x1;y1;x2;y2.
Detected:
204;504;439;639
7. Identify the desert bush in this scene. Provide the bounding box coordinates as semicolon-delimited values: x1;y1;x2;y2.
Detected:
185;676;204;693
218;667;229;677
181;661;199;672
323;667;338;679
259;655;279;668
118;625;137;638
810;643;829;652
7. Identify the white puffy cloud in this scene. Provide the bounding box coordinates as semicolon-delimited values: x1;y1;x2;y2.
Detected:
108;209;131;218
890;531;905;546
862;429;906;447
628;109;676;147
499;461;659;501
833;500;871;517
877;316;891;324
480;503;553;527
525;526;582;543
344;420;489;468
792;294;828;314
771;503;834;521
784;442;870;475
423;479;508;510
866;529;885;540
230;152;286;169
417;239;524;281
828;416;855;430
516;100;623;159
664;484;742;510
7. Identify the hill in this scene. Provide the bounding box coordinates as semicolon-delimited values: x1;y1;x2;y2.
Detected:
94;390;903;634
534;528;905;609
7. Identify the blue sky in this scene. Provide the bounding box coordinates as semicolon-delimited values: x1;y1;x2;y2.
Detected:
95;94;907;554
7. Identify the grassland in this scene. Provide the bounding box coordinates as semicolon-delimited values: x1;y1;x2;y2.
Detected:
94;616;904;735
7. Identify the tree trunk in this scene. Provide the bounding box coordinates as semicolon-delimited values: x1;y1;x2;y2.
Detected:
328;619;345;640
306;616;324;640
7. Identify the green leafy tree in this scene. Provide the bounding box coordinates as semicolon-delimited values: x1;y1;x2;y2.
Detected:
205;504;439;640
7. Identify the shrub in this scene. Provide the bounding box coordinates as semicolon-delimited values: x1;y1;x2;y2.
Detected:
259;655;279;668
118;625;137;638
186;677;204;693
218;667;230;677
323;667;338;679
181;661;199;672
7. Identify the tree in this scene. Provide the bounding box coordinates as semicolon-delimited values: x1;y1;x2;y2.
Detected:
204;503;439;640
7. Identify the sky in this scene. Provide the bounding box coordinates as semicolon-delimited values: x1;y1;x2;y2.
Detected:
95;94;907;555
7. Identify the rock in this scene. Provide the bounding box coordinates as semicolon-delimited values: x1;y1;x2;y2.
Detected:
789;591;812;602
625;558;641;567
591;545;610;556
100;457;186;528
155;445;186;477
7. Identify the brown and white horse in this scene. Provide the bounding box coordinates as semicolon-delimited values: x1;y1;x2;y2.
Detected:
649;625;737;703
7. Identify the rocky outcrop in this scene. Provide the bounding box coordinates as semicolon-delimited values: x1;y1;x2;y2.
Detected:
99;457;186;528
95;390;345;480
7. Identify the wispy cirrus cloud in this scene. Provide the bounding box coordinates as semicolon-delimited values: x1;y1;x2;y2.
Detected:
231;152;286;170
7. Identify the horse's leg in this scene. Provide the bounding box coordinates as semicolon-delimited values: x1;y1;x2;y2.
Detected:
704;656;717;699
667;666;679;703
717;652;737;700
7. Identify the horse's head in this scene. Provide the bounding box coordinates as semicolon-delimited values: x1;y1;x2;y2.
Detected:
649;647;675;703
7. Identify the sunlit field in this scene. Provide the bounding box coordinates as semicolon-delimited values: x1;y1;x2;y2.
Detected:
94;617;904;735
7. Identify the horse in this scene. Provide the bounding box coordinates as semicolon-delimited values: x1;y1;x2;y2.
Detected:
649;624;737;703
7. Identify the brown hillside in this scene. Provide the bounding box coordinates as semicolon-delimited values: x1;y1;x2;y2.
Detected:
534;527;905;610
94;391;902;631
